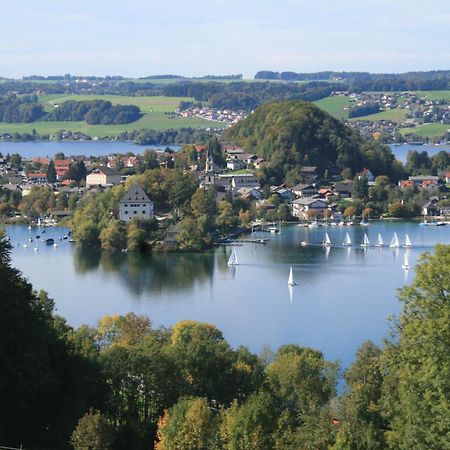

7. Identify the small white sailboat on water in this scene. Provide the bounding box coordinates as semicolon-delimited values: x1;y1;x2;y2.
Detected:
390;233;400;248
322;232;332;247
375;233;383;247
403;234;412;248
343;232;352;247
402;252;410;270
288;266;298;286
227;249;239;266
361;233;370;247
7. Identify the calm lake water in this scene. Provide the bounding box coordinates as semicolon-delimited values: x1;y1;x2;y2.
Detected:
0;141;447;161
6;222;450;368
0;141;180;158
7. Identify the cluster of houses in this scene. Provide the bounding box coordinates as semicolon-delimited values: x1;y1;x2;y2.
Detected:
334;90;450;142
172;107;247;124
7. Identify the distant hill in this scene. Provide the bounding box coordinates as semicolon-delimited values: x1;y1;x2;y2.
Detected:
222;100;400;183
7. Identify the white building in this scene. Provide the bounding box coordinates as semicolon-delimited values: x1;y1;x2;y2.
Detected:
119;183;154;222
86;167;122;187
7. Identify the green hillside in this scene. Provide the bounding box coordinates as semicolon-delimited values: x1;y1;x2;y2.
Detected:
0;95;225;137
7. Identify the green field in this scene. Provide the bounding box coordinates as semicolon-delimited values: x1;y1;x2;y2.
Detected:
0;95;226;137
399;123;450;138
414;90;450;101
313;96;350;119
349;109;408;122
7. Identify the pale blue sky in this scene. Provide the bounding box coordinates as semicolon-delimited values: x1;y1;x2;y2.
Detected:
2;0;449;78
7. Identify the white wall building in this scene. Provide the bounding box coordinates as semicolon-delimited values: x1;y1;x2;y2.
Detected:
119;183;154;222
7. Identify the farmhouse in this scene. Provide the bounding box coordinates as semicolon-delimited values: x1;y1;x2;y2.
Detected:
291;197;330;220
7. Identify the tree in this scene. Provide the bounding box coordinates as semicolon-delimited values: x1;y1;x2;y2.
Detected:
333;341;386;449
381;245;450;449
70;410;113;450
155;397;219;450
47;159;57;183
191;188;215;218
344;206;357;218
176;217;204;251
99;220;127;250
353;175;369;203
54;152;66;160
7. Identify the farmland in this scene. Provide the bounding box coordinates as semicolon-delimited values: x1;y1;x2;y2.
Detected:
0;95;226;137
399;123;450;138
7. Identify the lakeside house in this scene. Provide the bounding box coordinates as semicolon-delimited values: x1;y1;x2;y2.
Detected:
119;183;154;222
291;197;330;219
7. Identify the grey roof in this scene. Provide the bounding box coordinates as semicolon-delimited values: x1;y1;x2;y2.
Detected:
120;183;152;204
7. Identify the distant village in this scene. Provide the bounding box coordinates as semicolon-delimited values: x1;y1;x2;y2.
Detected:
171;106;247;124
1;143;449;227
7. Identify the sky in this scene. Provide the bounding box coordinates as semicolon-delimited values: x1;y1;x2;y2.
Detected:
1;0;449;78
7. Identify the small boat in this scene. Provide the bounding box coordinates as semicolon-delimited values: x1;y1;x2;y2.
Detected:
227;249;239;266
23;244;28;248
45;238;55;246
361;233;370;247
288;266;298;286
375;233;384;247
402;252;410;270
29;238;33;242
403;234;412;248
27;225;32;230
300;241;308;247
390;233;400;248
68;239;76;243
360;219;369;226
33;247;38;252
36;235;40;239
308;220;318;228
53;243;58;247
322;232;332;247
342;232;352;247
62;235;68;240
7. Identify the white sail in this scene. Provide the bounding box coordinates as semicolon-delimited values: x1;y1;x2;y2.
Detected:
402;252;409;269
323;232;331;246
390;233;400;248
227;249;238;266
404;234;412;248
288;266;296;286
343;232;352;246
376;233;383;247
361;233;370;247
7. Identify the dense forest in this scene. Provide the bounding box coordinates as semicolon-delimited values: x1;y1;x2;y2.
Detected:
0;95;141;124
223;100;405;185
0;230;448;450
42;100;141;124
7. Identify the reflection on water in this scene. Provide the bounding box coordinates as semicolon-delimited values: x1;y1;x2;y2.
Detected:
74;246;217;295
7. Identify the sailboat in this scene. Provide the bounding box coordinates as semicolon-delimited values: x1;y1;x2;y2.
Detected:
288;266;298;286
375;233;384;247
322;232;332;247
227;249;238;266
361;233;370;247
402;252;410;270
342;232;352;247
389;233;400;248
403;234;412;248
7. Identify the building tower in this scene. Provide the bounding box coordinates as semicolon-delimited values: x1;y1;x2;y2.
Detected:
204;146;215;186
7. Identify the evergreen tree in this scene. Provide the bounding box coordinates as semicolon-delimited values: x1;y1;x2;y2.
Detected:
47;159;57;183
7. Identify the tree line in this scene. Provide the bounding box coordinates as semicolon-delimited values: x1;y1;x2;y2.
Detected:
0;230;448;449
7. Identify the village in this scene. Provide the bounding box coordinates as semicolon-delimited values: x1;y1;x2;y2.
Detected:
1;143;449;230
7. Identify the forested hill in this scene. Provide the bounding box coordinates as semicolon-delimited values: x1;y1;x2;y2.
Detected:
222;100;403;184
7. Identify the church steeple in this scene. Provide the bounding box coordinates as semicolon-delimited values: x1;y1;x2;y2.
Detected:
204;145;215;186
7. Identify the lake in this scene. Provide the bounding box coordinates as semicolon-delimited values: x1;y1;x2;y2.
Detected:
6;221;450;368
0;141;181;158
0;141;447;162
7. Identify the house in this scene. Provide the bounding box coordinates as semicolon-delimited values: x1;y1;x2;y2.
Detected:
27;172;48;185
163;223;182;249
276;188;295;202
300;166;318;181
291;197;329;219
253;158;266;169
226;157;245;171
86;167;122;187
55;159;71;180
333;182;353;198
119;183;154;222
236;187;263;201
421;200;440;216
445;171;450;184
318;188;333;198
399;180;414;189
292;183;318;198
408;175;440;186
358;168;374;182
217;173;259;190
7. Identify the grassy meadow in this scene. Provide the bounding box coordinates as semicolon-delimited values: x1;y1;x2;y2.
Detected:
399;123;450;138
0;95;226;137
313;96;350;119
